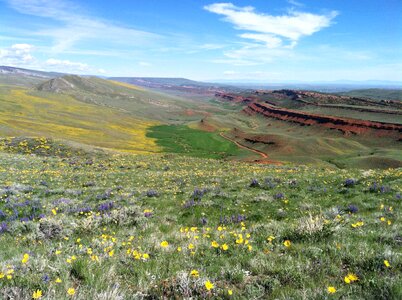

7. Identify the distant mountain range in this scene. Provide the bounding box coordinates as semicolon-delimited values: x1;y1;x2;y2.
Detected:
0;65;65;78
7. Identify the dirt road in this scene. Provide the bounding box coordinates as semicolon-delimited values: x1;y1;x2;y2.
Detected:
219;132;268;158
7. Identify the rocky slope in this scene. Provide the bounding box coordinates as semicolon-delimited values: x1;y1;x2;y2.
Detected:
245;102;402;136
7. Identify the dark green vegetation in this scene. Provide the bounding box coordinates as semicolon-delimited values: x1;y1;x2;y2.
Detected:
147;125;247;159
0;141;401;299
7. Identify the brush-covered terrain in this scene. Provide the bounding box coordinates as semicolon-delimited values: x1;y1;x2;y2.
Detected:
0;72;242;158
1;66;401;169
0;67;401;299
0;139;401;299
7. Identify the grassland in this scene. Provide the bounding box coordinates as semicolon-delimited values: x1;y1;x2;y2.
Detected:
147;125;248;159
0;85;159;153
0;140;400;299
36;76;220;124
300;105;402;124
205;111;402;169
338;89;402;101
0;74;401;168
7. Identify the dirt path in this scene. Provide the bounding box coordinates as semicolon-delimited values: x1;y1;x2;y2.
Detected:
219;132;268;159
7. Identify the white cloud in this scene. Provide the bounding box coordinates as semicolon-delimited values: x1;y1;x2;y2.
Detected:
223;70;238;75
239;33;282;48
0;42;103;74
204;3;337;45
287;0;304;7
204;3;338;64
11;43;34;51
0;43;36;65
7;0;161;53
138;61;151;67
45;58;89;71
214;43;294;66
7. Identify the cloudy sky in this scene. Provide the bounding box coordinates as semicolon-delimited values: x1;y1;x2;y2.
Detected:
0;0;401;81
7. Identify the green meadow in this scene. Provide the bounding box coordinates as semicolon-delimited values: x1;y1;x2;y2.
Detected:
147;125;248;159
0;140;400;299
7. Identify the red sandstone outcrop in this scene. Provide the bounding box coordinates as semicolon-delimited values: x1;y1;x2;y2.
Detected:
215;90;402;136
245;102;402;136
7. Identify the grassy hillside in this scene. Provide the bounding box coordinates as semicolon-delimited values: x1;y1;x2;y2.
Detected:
206;112;402;169
0;75;48;87
339;89;402;101
300;105;402;124
0;81;245;159
35;75;219;123
0;85;159;153
0;143;400;299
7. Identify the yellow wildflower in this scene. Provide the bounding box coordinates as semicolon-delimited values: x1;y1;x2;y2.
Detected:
32;289;43;299
160;241;169;248
344;273;358;284
205;280;214;291
67;288;75;296
190;269;199;277
22;253;29;264
221;244;229;251
283;240;291;248
211;241;219;248
327;286;336;294
384;260;390;268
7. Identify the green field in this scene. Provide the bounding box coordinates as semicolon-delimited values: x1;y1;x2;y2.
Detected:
147;125;248;159
0;141;400;299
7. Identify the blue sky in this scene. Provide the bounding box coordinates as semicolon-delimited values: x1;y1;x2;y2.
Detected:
0;0;401;81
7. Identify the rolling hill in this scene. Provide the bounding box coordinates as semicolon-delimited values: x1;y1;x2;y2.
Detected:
0;66;401;168
210;89;402;168
0;72;247;158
